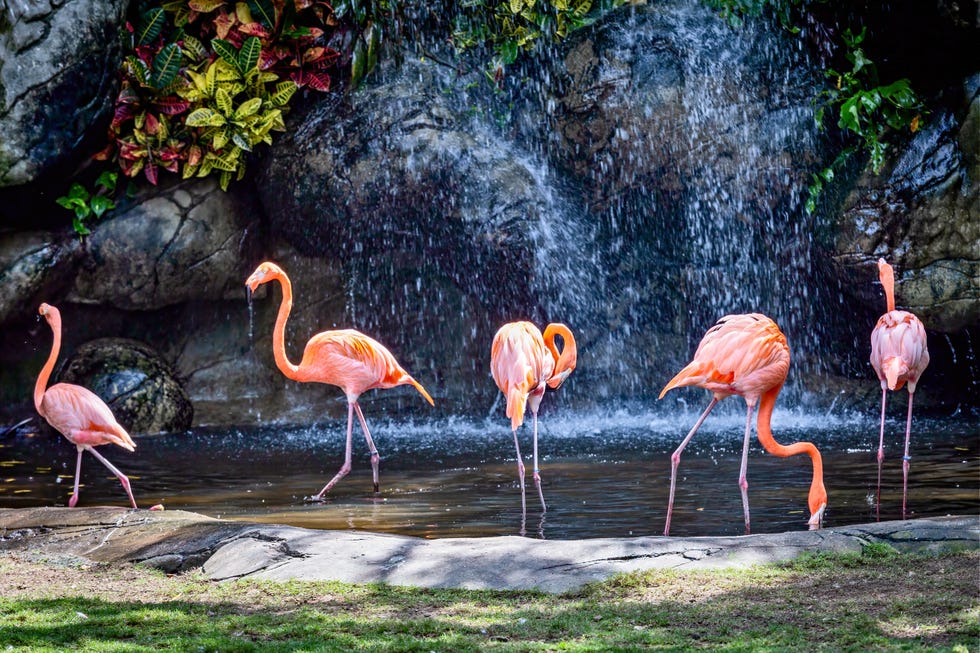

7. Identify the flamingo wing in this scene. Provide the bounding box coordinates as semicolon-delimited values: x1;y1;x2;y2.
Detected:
660;314;789;400
870;310;930;391
39;383;135;451
491;322;551;430
300;329;433;403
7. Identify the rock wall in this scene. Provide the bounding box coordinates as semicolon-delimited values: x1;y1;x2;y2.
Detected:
0;1;976;431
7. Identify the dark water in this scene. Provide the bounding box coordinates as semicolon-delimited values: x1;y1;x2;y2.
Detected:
1;409;976;539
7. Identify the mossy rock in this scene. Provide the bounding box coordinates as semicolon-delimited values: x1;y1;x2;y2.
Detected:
59;338;193;434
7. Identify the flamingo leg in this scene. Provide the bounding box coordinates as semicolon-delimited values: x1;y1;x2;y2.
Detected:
353;402;381;493
84;445;138;509
901;390;915;519
512;428;527;520
665;397;719;536
739;401;756;535
68;445;84;508
312;401;355;500
876;384;888;519
531;410;546;513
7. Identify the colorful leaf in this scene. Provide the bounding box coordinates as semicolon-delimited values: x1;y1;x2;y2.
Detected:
152;43;183;89
212;38;241;70
137;8;166;46
238;36;261;74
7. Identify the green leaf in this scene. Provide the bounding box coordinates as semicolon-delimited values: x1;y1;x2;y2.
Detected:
238;37;261;75
95;171;118;192
137;8;166;46
73;216;91;236
268;81;297;107
232;131;253;151
186;108;227;127
215;87;234;116
234;97;263;120
152;43;182;89
90;195;116;218
219;170;233;191
246;0;277;29
212;39;240;72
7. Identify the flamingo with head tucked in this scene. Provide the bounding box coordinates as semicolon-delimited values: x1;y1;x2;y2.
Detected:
870;258;929;519
490;321;577;518
34;303;138;509
658;313;827;536
246;261;434;499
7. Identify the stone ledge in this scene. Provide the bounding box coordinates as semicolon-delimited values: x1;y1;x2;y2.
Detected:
0;507;976;593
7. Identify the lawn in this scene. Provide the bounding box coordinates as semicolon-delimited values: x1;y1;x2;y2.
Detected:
0;545;976;651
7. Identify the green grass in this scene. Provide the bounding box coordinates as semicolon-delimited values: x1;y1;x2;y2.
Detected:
0;547;976;651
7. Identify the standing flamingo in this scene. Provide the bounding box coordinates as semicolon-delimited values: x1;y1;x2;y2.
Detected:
658;313;826;536
490;321;577;518
870;258;929;519
246;261;434;499
34;303;138;509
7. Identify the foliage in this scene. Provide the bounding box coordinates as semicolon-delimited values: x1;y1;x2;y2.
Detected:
55;172;120;236
702;0;803;30
806;27;925;213
452;0;627;84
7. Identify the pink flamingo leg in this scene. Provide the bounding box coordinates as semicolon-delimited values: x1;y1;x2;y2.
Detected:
738;401;756;535
665;397;719;536
84;445;138;509
353;403;381;493
512;428;527;520
312;401;355;500
68;446;84;507
876;385;888;519
901;391;915;519
531;410;546;513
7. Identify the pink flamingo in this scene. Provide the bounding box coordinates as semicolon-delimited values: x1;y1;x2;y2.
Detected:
490;321;577;518
246;261;434;499
870;258;929;519
659;313;827;536
34;303;138;509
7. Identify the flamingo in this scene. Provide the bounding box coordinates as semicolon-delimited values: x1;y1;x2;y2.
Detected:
34;303;138;509
245;261;434;499
870;258;929;519
658;313;826;536
490;321;577;518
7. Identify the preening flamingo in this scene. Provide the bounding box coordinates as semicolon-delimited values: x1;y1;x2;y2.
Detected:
34;303;138;509
658;313;826;536
490;321;577;518
870;258;929;519
246;261;434;499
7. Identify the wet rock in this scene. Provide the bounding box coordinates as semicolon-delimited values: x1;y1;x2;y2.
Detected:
59;338;193;434
832;76;979;333
68;178;262;310
0;0;127;186
0;230;81;326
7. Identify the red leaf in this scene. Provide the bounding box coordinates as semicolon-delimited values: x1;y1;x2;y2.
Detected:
144;162;159;185
92;142;117;162
239;22;272;38
145;112;160;136
187;145;203;166
111;104;138;130
154;97;192;115
302;71;331;92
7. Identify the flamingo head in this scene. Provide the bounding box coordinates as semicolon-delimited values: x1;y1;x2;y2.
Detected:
807;482;828;530
38;302;60;325
246;261;284;293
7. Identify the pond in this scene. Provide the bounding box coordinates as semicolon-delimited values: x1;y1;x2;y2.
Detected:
0;408;976;539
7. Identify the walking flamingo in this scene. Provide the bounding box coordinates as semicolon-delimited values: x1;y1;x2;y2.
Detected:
490;321;577;518
870;258;929;519
246;261;434;499
658;313;826;536
34;303;139;509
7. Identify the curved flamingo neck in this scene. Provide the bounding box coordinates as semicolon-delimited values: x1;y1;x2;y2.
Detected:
543;323;576;376
755;386;825;509
269;272;302;381
878;259;896;313
35;312;62;413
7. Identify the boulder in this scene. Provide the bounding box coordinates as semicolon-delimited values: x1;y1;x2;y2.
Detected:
59;337;193;434
0;0;127;186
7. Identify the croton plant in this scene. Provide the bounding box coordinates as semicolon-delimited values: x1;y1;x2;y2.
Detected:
92;0;380;198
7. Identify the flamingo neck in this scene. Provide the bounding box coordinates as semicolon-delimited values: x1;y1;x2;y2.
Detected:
879;260;896;313
754;386;826;509
269;273;302;380
543;323;577;386
35;314;61;413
